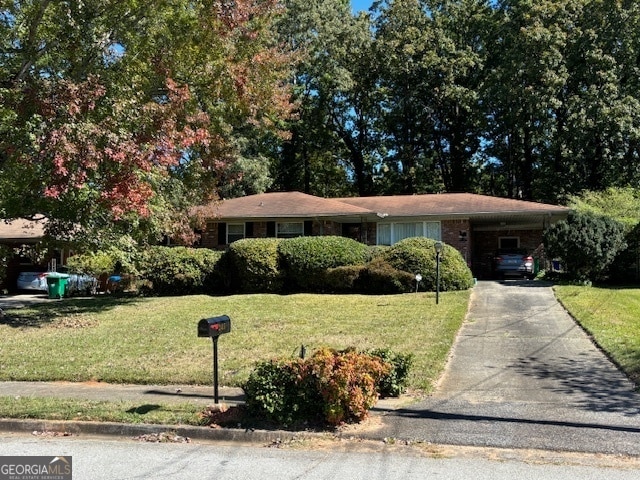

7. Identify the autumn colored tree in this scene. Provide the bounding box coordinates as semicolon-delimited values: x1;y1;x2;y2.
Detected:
0;0;294;246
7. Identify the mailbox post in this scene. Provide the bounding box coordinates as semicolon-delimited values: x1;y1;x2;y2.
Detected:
198;315;231;404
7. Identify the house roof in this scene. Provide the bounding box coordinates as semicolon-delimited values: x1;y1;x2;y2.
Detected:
0;218;46;242
193;191;374;219
337;193;570;217
194;191;569;221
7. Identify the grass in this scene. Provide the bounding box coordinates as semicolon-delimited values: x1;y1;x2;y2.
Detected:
6;284;639;427
0;396;205;426
554;284;640;385
0;291;469;426
0;291;470;392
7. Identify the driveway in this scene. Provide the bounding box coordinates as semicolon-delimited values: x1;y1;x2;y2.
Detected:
365;281;640;455
0;293;51;310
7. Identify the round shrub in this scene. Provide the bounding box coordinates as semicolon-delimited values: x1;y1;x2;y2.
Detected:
354;257;416;294
278;236;370;292
544;211;626;281
368;348;414;398
227;238;283;293
243;347;390;427
382;237;473;291
243;359;321;427
308;347;390;425
324;265;365;293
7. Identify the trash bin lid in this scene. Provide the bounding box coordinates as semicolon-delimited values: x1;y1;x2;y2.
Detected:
47;272;70;279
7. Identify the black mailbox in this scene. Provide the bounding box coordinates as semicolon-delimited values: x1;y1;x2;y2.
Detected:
198;315;231;338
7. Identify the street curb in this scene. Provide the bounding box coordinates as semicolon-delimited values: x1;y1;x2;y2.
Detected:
0;418;331;444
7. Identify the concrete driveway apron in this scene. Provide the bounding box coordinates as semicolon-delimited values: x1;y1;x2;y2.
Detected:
367;281;640;455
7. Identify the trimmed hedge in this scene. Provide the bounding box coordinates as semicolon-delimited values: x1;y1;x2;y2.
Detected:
138;246;222;295
382;237;474;291
278;236;371;292
354;257;416;294
324;265;364;293
65;236;474;296
227;238;283;293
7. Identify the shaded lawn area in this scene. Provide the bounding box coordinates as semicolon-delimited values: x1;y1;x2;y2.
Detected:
554;285;640;386
0;291;470;393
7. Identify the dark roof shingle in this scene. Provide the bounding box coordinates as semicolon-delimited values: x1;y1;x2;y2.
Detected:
337;193;569;216
192;191;569;220
193;191;373;219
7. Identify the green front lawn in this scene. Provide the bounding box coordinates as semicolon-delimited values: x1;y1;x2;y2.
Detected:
0;291;470;393
554;285;640;385
4;285;639;426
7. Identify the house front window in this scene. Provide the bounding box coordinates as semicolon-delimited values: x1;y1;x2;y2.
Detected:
227;223;245;244
377;221;441;245
277;222;304;238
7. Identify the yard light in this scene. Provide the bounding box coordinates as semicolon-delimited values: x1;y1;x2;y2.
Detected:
415;273;422;293
434;241;443;304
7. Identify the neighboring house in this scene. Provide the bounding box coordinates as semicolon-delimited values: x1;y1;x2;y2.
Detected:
0;218;67;292
192;191;570;278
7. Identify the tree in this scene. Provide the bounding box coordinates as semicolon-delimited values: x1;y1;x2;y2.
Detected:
373;0;489;194
543;211;626;280
483;0;640;203
0;0;294;247
427;0;489;193
482;0;574;200
568;187;640;231
374;0;441;194
274;0;379;197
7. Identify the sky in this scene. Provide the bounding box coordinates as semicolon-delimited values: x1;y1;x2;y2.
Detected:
351;0;373;13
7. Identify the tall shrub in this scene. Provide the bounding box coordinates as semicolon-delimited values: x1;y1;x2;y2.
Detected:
278;236;370;292
227;238;283;293
138;246;222;295
544;211;627;281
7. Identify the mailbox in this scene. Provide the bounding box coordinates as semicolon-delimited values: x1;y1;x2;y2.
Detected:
198;315;231;338
198;315;231;404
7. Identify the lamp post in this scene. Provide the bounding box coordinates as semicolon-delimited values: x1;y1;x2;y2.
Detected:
415;273;422;293
434;241;443;304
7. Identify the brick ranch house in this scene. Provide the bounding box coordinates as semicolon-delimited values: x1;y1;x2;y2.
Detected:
193;191;570;279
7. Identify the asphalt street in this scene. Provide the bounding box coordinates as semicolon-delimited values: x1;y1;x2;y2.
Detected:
2;432;640;480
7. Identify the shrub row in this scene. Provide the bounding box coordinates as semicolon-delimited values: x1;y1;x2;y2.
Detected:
243;347;413;427
223;236;472;295
67;246;223;296
67;235;473;295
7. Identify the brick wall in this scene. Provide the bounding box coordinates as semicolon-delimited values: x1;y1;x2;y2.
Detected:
200;222;219;249
442;219;472;265
199;220;545;280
